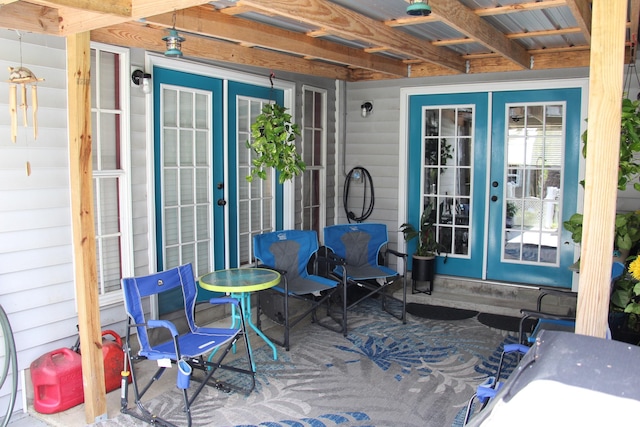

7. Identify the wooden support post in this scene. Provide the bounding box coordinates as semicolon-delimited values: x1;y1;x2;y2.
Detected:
575;0;627;338
66;32;107;423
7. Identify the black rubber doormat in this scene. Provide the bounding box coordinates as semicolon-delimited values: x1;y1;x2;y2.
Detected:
406;303;479;321
477;312;537;332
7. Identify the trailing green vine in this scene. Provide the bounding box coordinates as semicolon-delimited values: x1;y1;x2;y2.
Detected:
245;103;305;184
581;97;640;191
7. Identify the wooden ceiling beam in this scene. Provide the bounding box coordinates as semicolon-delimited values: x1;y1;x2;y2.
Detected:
507;27;583;39
475;0;567;16
235;0;466;73
4;0;213;35
406;48;591;78
390;0;566;27
0;2;60;34
357;47;591;81
90;21;352;81
145;7;408;77
27;0;131;17
385;14;439;28
565;0;592;44
430;0;531;69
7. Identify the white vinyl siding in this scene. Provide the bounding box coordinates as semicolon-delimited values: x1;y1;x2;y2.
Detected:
0;31;73;414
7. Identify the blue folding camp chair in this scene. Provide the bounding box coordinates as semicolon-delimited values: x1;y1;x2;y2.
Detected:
519;261;626;345
253;230;346;351
323;223;408;330
120;264;255;427
463;343;529;425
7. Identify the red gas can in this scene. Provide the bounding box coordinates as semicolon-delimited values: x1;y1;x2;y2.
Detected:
30;330;127;414
30;348;84;414
95;330;127;393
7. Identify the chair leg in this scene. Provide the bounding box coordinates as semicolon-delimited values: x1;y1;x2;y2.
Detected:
342;279;348;336
181;388;192;427
120;341;179;427
284;294;290;351
121;336;254;427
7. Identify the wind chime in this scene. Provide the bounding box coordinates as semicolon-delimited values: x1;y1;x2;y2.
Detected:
7;32;43;176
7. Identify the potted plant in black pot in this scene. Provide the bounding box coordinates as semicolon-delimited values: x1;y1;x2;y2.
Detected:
401;203;446;294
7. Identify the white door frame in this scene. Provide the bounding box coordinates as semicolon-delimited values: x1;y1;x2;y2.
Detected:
399;78;589;288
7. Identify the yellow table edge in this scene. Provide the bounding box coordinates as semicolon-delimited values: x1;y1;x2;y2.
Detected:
198;268;281;293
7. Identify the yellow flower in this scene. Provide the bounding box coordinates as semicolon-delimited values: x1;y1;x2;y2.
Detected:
629;257;640;281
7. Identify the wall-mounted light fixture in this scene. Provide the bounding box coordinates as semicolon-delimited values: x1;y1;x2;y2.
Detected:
131;69;152;94
361;101;373;118
406;0;431;16
163;12;185;57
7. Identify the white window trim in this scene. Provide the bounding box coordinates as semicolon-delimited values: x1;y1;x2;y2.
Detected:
91;42;134;307
301;85;327;233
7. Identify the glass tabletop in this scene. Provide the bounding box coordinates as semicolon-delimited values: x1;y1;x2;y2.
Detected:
199;268;281;293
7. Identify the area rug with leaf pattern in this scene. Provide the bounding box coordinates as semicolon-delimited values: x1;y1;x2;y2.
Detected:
91;300;519;427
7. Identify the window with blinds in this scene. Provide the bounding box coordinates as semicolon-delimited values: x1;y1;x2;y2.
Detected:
301;87;326;235
90;45;132;305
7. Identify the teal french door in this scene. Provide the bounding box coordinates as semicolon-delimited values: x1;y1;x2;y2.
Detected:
227;81;284;267
487;89;581;287
408;92;489;278
153;67;224;312
153;68;285;313
408;87;581;287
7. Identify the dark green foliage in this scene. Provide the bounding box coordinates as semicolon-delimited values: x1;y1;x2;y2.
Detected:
245;103;305;184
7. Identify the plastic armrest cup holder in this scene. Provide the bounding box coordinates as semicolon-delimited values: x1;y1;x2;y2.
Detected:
177;359;192;389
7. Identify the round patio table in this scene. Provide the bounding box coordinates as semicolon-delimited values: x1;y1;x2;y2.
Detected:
199;268;280;368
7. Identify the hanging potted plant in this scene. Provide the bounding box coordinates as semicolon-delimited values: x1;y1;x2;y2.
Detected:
246;103;305;184
401;203;446;293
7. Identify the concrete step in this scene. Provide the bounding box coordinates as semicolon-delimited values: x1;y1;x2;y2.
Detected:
403;275;576;318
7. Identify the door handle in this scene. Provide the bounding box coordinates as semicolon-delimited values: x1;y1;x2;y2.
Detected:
491;195;498;202
217;199;227;206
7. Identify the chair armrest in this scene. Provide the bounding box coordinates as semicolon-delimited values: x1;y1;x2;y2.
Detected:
209;297;240;307
503;343;529;355
323;251;346;266
385;247;407;259
520;309;576;322
256;263;288;276
148;319;179;337
536;288;577;311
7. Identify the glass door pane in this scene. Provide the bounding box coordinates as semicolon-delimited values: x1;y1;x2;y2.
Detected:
502;103;563;264
237;96;274;266
161;85;212;277
423;106;473;257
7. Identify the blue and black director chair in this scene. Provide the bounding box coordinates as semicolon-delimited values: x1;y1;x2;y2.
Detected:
323;223;408;331
254;230;346;351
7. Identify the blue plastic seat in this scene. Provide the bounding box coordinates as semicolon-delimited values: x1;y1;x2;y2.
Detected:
120;263;255;427
323;223;408;331
253;230;346;351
